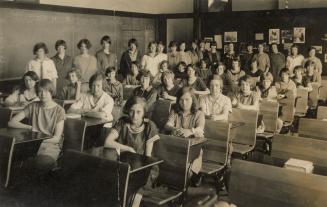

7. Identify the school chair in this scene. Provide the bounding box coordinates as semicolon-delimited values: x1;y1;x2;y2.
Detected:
298;118;327;141
308;83;322;109
317;106;327;120
142;134;191;206
256;100;279;154
0;107;13;128
54;99;75;111
63;118;87;152
151;99;171;131
271;134;327;176
229;108;258;159
56;149;130;207
319;80;327;101
201;120;231;192
278;92;296;133
0;135;15;188
229;159;327;207
294;88;308;117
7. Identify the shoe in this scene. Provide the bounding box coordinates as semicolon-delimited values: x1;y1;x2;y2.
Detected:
191;173;203;187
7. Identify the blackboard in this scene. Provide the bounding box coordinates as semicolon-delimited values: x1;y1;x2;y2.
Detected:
0;7;155;79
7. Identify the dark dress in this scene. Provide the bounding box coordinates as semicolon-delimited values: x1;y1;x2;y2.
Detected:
51;54;73;95
119;50;142;79
113;117;159;155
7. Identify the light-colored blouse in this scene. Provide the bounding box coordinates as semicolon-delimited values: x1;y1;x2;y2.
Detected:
199;94;232;120
73;55;98;83
69;92;114;123
27;58;58;80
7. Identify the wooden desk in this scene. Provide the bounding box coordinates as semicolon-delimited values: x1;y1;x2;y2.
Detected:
270;134;327;175
0;128;51;188
86;147;163;207
81;116;112;127
230;159;327;207
188;137;207;163
65;116;112;150
0;128;50;144
87;147;163;173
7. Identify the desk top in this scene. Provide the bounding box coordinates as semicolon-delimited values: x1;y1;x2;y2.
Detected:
0;128;51;143
66;116;112;127
86;147;163;173
189;137;207;146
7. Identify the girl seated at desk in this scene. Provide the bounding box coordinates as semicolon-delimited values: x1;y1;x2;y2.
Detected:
256;74;283;133
104;96;160;207
60;69;82;100
4;71;39;107
199;78;232;121
232;75;265;133
157;70;181;103
256;73;277;101
275;68;297;98
132;71;158;114
181;64;210;96
8;79;65;172
105;67;123;106
292;65;312;92
152;60;170;87
304;60;322;85
164;86;205;186
232;75;260;111
68;73;114;123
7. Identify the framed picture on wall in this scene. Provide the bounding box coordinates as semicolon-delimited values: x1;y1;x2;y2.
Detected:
224;31;237;42
269;29;280;44
255;33;264;41
281;30;293;43
293;27;305;43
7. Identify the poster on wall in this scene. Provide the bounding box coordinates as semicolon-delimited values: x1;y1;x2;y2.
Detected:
224;31;237;42
269;29;280;44
293;27;305;43
281;30;293;43
255;33;264;41
312;46;323;54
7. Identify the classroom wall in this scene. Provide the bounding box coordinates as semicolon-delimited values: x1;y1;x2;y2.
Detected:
167;18;194;47
281;0;327;9
232;0;278;11
40;0;193;14
201;9;327;75
0;7;155;80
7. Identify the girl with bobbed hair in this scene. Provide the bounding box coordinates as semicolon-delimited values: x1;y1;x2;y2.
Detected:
164;86;205;186
27;42;58;89
73;38;98;93
5;71;40;107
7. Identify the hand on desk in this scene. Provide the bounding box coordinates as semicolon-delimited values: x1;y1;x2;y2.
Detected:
173;128;193;138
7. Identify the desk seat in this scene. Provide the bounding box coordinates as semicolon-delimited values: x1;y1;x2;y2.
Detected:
141;187;183;206
257;132;274;139
201;161;224;175
232;143;252;154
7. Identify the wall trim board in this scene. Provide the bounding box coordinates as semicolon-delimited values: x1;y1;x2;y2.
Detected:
0;2;156;18
159;13;194;19
200;7;327;18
